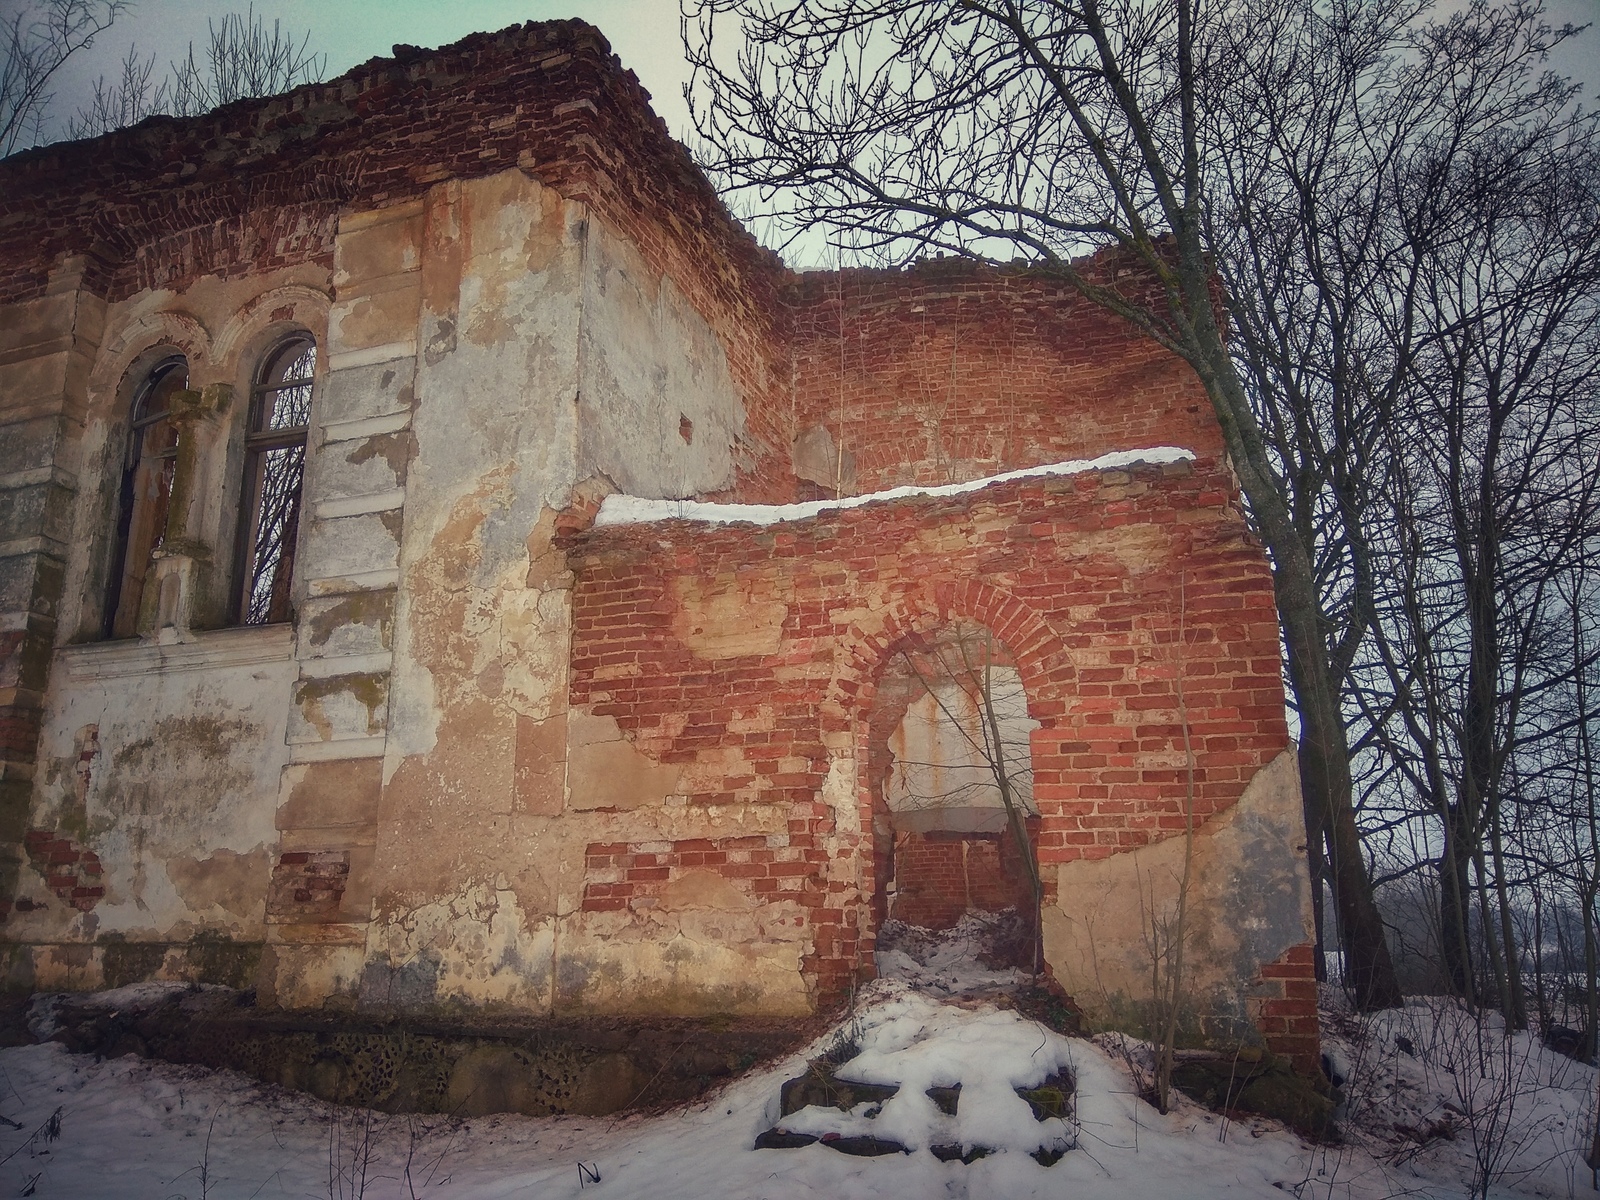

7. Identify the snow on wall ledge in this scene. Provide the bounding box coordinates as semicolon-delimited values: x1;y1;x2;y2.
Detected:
595;447;1197;527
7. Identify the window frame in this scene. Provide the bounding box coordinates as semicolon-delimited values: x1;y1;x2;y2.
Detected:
232;334;316;626
103;354;188;639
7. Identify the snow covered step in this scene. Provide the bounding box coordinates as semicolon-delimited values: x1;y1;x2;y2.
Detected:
754;990;1078;1165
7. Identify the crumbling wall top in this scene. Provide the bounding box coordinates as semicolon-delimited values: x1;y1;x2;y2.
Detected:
0;20;781;307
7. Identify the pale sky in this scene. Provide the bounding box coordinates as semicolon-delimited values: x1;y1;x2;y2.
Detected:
34;1;698;143
35;0;1600;150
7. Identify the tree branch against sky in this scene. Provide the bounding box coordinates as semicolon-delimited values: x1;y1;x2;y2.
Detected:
64;6;324;140
0;0;123;156
685;0;1599;1013
687;0;1408;1009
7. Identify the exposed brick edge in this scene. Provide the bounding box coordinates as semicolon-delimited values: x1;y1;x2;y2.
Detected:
1253;941;1322;1077
18;829;104;913
581;836;816;911
266;850;351;924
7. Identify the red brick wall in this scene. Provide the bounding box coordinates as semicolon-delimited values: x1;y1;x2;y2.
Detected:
891;831;1036;929
18;830;104;913
0;25;766;302
581;836;815;913
266;851;351;924
782;259;1222;495
1253;942;1323;1076
564;456;1289;1005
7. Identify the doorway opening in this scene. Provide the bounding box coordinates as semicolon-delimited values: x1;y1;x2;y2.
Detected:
865;621;1042;976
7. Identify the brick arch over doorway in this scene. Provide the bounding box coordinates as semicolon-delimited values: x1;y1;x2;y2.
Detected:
563;455;1291;1009
852;616;1043;961
829;578;1074;714
831;583;1061;951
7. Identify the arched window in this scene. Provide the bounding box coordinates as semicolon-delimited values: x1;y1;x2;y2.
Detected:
105;356;187;639
235;336;314;625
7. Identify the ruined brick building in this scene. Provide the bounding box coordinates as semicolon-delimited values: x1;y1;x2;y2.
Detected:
0;22;1319;1070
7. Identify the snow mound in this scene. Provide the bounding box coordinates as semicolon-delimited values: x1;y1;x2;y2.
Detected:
874;911;1031;995
774;986;1075;1159
595;447;1196;527
1322;990;1600;1199
27;981;212;1040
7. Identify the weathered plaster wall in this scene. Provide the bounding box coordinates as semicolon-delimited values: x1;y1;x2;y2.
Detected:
4;626;293;989
1042;749;1314;1047
323;166;755;1016
884;668;1037;818
258;196;425;1009
576;217;745;500
353;170;585;1014
0;266;105;907
1;258;329;978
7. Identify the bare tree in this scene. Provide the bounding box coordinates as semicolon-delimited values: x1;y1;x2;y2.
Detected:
65;6;323;140
1236;0;1600;1028
688;0;1600;1021
0;0;122;155
685;0;1407;1009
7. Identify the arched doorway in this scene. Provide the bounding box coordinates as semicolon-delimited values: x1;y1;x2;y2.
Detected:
863;621;1043;973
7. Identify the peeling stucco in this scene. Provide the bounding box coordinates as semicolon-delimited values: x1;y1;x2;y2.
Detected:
1041;750;1311;1043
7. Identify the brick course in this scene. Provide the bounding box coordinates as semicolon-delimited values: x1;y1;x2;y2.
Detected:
890;830;1036;929
1252;941;1323;1075
564;456;1290;1007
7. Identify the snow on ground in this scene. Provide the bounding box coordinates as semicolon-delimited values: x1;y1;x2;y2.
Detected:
594;447;1195;527
1320;993;1599;1199
0;966;1593;1198
767;987;1077;1159
873;911;1031;995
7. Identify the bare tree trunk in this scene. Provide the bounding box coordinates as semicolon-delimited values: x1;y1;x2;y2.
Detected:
1439;795;1478;1004
1488;808;1527;1030
1307;835;1328;983
1575;600;1600;1065
1177;270;1403;1011
1529;870;1548;1035
1472;842;1513;1029
972;634;1043;971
